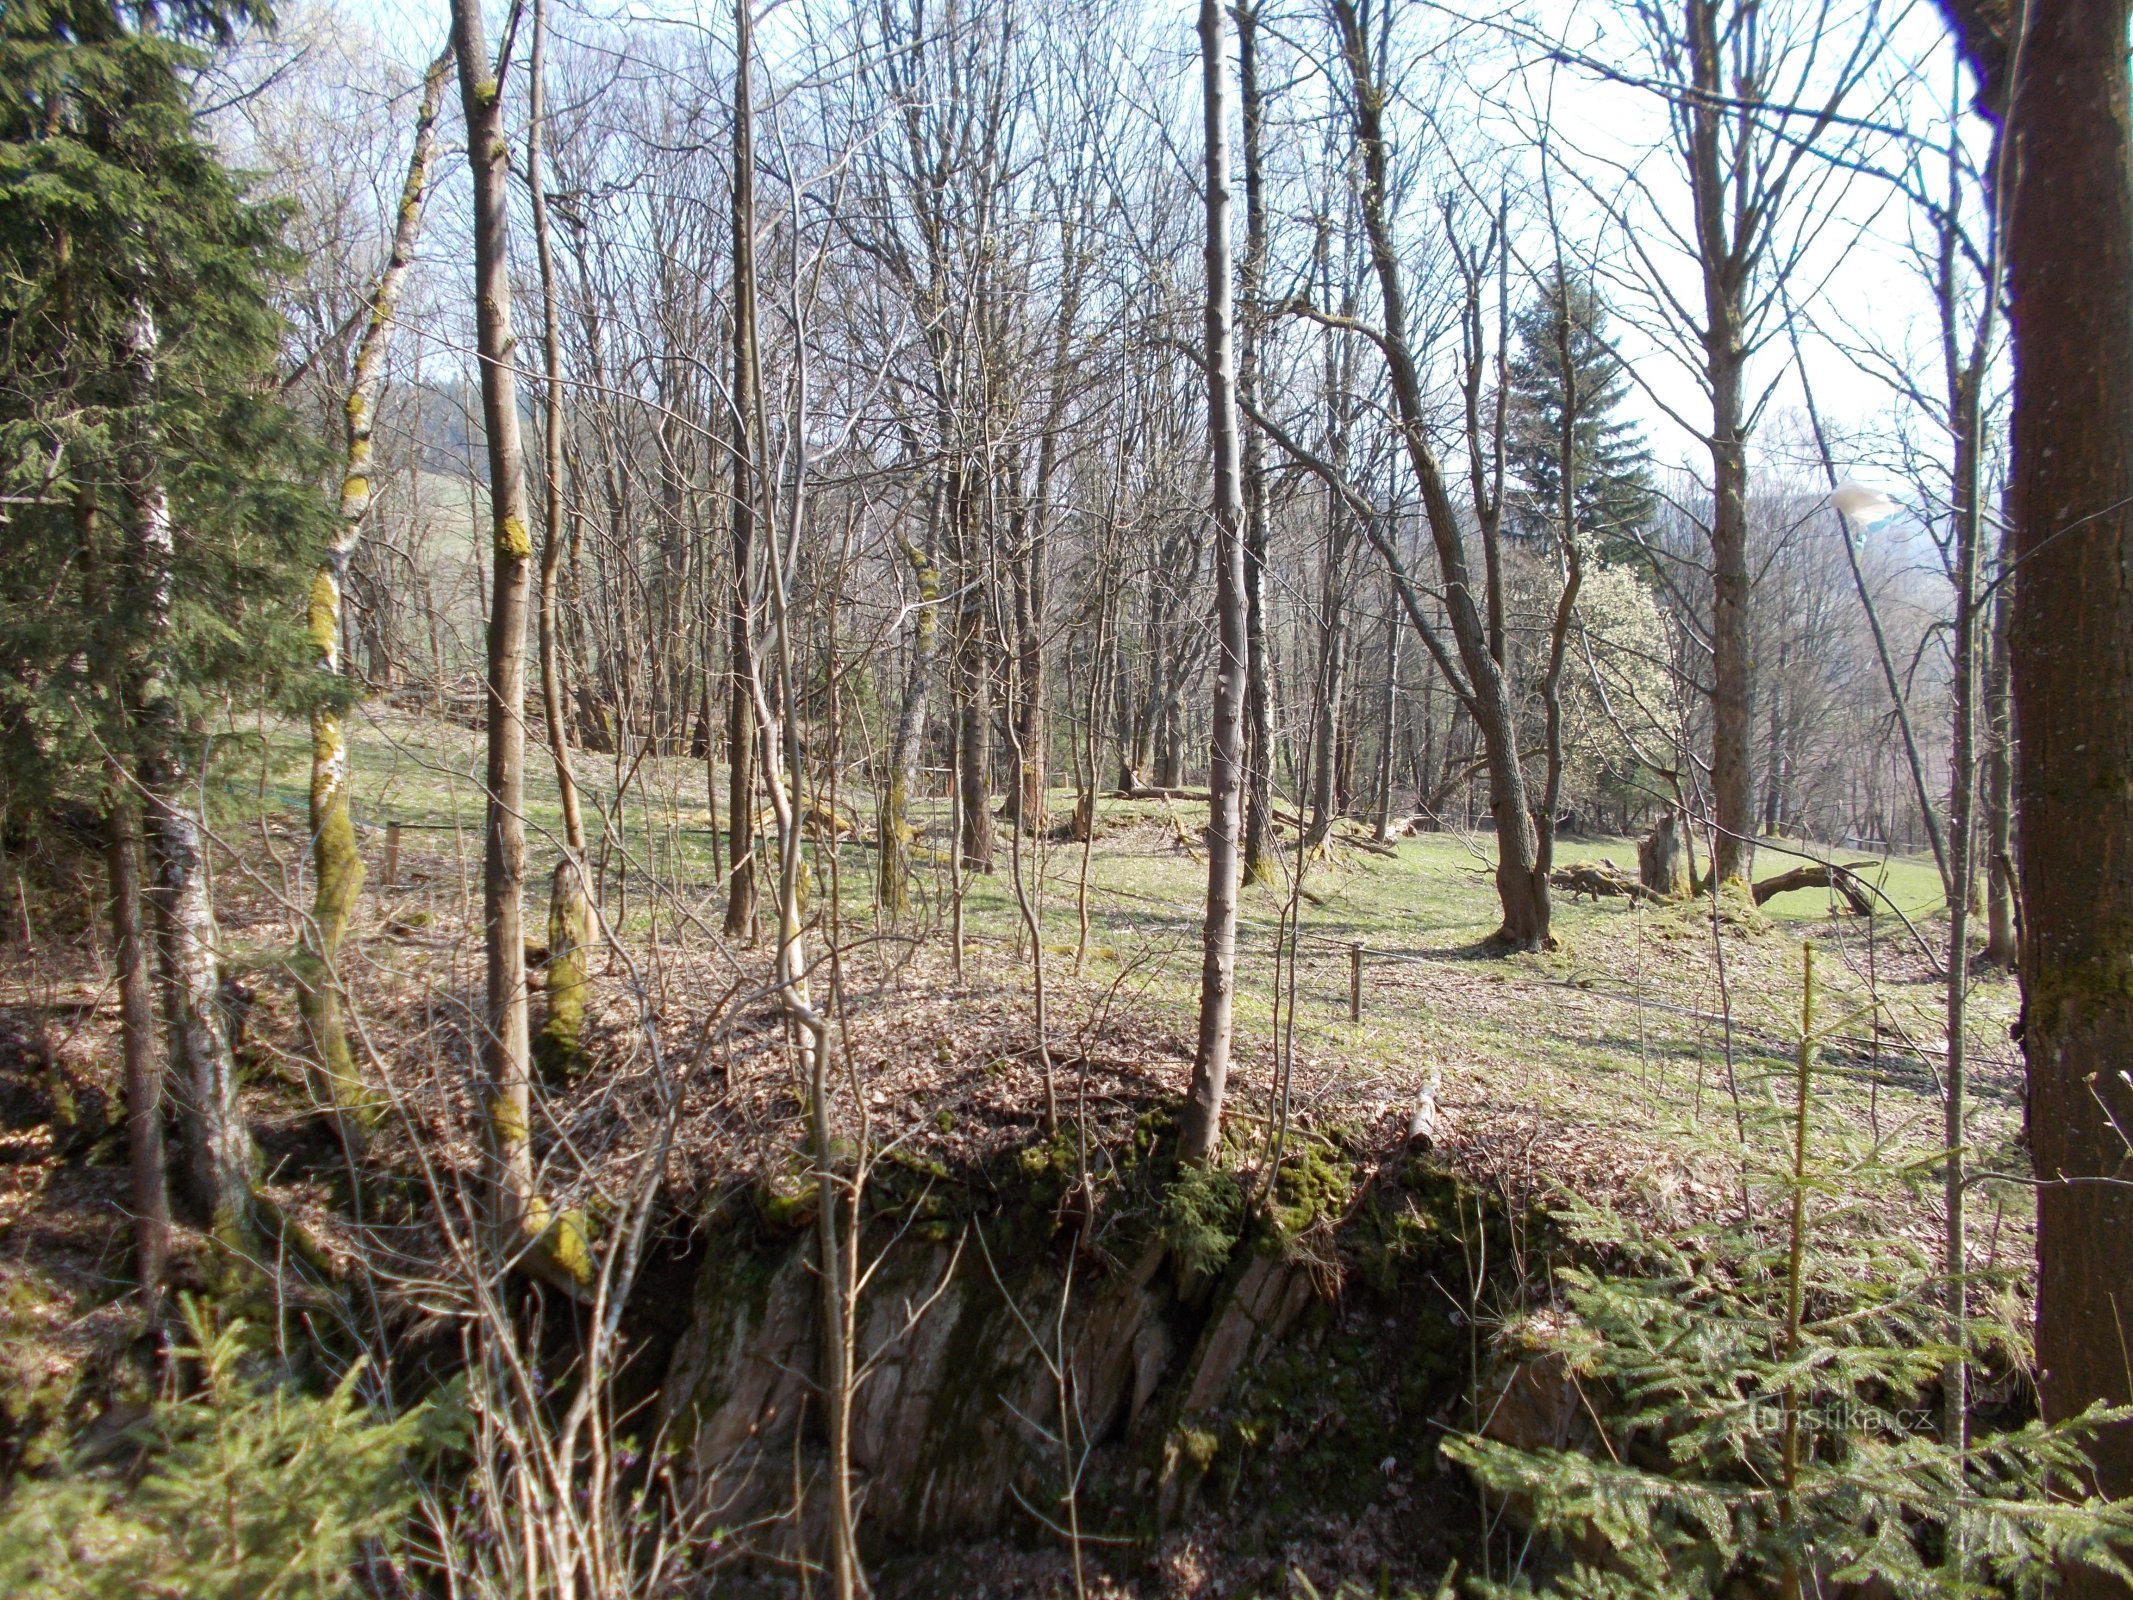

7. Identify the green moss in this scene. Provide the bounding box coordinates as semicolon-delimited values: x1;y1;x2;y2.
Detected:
535;1207;595;1289
1268;1138;1353;1241
753;1173;815;1233
537;861;592;1078
1160;1164;1245;1279
1175;1424;1220;1473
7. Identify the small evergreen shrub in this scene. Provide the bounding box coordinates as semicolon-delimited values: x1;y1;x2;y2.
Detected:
1446;949;2133;1600
0;1296;450;1600
1162;1162;1246;1277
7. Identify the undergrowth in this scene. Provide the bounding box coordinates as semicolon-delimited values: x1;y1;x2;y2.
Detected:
0;1297;454;1600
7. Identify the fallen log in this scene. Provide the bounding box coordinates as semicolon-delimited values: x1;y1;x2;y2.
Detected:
1108;784;1212;802
1549;860;1657;903
1749;861;1877;916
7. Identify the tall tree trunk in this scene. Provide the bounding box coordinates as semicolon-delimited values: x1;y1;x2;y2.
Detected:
1371;593;1400;843
1307;486;1347;848
82;476;170;1300
1236;0;1276;885
1330;0;1548;949
950;467;996;872
120;303;256;1250
724;8;764;939
527;0;591;1075
105;787;168;1300
453;0;537;1249
1983;513;2018;967
301;49;450;1139
1684;0;1757;885
880;475;941;914
1180;0;1249;1166
1941;3;2133;1578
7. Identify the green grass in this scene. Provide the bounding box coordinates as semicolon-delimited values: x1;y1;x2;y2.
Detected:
222;707;2017;1232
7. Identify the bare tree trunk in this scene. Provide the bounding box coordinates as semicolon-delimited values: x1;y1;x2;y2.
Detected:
950;468;996;873
300;49;450;1138
1535;266;1587;889
105;787;168;1301
1639;810;1693;899
528;0;591;1074
1180;0;1249;1166
879;493;941;917
1329;0;1548;949
1683;0;1756;885
1306;485;1347;848
1940;343;1987;1462
724;25;763;939
1237;0;1276;885
119;302;256;1250
1983;514;2017;967
453;0;536;1248
1371;593;1400;844
1942;1;2133;1572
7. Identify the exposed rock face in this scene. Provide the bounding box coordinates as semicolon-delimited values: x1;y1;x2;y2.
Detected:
657;1213;1321;1554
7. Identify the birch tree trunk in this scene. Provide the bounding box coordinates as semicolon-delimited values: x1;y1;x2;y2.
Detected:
299;48;450;1138
1180;0;1249;1165
120;303;257;1251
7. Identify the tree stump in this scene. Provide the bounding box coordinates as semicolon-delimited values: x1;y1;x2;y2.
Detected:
1637;810;1693;900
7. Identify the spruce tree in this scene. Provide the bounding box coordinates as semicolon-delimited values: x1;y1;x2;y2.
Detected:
1505;269;1657;562
0;0;331;1281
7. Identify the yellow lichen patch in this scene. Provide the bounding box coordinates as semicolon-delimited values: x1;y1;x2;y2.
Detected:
307;569;339;656
497;514;533;558
535;1208;596;1288
487;1093;530;1151
337;472;370;511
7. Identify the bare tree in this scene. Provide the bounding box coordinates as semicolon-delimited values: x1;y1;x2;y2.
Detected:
298;46;450;1143
451;0;538;1258
1181;0;1250;1165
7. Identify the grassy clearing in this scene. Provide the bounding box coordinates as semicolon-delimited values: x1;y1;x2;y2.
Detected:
219;706;2021;1255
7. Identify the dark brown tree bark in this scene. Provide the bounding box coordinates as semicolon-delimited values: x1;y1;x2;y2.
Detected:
724;10;764;935
1681;0;1756;885
1940;3;2133;1579
1236;0;1276;886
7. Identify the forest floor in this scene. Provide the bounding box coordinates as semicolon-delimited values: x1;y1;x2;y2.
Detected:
0;705;2028;1592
